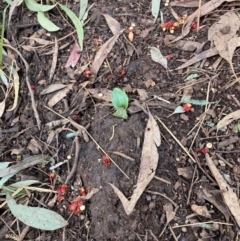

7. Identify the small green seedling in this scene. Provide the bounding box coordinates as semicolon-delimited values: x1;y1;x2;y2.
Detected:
111;88;129;119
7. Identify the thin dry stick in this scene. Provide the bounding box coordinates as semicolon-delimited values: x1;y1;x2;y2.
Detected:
65;136;81;184
17;225;30;241
156;117;196;163
145;190;178;208
168;225;178;241
153;175;171;185
189;79;211;150
197;0;202;33
44;105;130;179
172;221;233;228
3;44;41;129
187;165;197;205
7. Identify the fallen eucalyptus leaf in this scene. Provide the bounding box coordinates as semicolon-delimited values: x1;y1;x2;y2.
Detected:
110;111;161;215
217;110;240;131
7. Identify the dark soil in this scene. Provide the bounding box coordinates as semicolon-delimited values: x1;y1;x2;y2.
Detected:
1;0;240;241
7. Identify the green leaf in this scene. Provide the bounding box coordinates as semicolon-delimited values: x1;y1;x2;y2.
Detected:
0;162;11;170
233;124;240;133
79;0;88;20
0;173;16;188
10;180;39;188
152;0;161;23
4;0;13;4
37;11;60;32
181;99;210;106
7;193;68;230
58;3;84;50
113;108;128;119
184;73;199;82
25;0;56;12
112;88;129;110
173;106;185;114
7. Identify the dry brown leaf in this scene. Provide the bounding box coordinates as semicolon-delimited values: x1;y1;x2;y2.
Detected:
40;84;67;95
163;202;176;224
49;37;58;81
91;29;124;75
170;0;200;7
171;0;236;43
208;12;240;75
80;188;99;200
102;14;121;35
48;84;73;107
217;109;240;131
87;88;112;102
205;153;240;227
175;40;204;52
109;111;161;215
191;204;211;218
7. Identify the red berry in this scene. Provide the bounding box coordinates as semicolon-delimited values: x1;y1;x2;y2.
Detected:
49;172;56;180
182;103;192;112
80;187;87;196
57;196;65;203
57;184;68;195
30;84;35;90
200;148;208;154
102;155;111;167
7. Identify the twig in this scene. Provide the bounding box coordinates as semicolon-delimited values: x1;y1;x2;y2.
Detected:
65;136;80;184
169;225;178;241
44;105;130;179
156;117;196;163
197;0;202;33
145;190;178;208
187;165;198;205
17;225;30;241
172;220;233;228
153;175;171;185
3;44;41;129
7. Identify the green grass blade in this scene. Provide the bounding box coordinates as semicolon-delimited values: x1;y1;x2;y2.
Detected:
37;11;60;32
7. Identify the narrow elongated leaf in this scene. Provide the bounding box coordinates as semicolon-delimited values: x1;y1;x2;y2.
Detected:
58;4;84;50
8;0;22;25
110;111;161;215
25;0;56;12
10;180;39;188
7;65;19;111
217;110;240;131
79;0;88;20
152;0;161;23
37;12;60;32
0;162;11;170
0;173;16;188
0;70;9;88
7;193;68;230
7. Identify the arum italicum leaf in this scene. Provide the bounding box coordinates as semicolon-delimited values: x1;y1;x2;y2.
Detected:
25;0;56;12
58;3;84;50
7;193;68;230
37;12;60;32
112;88;128;110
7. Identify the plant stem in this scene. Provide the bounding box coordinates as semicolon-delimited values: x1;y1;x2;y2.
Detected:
0;5;9;68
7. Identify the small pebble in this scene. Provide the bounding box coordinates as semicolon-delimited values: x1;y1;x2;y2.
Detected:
146;195;151;201
181;227;187;232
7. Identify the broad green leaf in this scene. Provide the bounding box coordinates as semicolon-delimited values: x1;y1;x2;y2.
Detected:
152;0;161;23
0;162;11;170
7;193;68;230
37;12;60;32
58;3;84;50
112;88;129;110
7;65;19;111
25;0;56;12
113;108;128;119
79;0;88;20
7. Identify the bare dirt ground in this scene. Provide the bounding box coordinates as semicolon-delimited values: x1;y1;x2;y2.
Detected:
1;0;240;240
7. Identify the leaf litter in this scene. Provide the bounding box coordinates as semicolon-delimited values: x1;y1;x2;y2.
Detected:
110;111;161;215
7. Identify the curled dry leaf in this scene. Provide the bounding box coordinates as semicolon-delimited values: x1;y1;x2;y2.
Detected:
191;204;211;218
217;109;240;131
205;153;240;227
65;42;81;68
208;12;240;75
109;111;161;215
